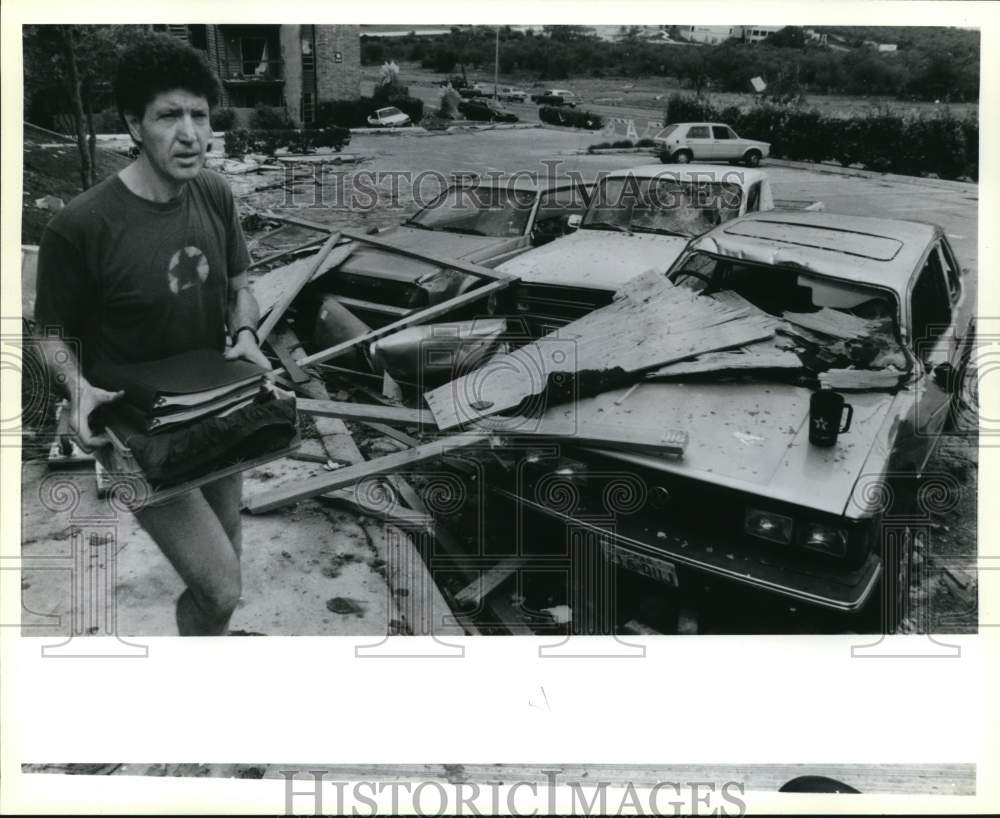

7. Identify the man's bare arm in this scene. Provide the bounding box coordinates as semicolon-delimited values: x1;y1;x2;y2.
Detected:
224;272;271;370
34;334;123;449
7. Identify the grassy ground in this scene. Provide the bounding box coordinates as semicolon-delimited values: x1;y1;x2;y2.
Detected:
22;123;132;245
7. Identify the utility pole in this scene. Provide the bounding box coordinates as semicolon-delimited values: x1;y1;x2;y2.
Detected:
494;27;500;102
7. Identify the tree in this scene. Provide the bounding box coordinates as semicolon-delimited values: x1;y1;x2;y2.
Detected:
768;26;807;49
23;25;138;189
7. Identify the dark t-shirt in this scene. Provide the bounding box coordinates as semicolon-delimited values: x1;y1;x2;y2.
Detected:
34;170;251;374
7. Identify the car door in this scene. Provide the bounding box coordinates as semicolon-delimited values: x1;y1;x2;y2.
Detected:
906;239;967;472
684;125;712;159
711;125;736;160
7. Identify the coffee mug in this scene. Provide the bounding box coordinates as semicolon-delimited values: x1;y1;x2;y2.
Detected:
809;389;853;447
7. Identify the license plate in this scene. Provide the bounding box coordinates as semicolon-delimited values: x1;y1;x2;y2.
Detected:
600;542;679;587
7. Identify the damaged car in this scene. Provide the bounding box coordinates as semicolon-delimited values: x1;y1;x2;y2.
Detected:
489;211;974;631
493;164;774;335
301;177;590;333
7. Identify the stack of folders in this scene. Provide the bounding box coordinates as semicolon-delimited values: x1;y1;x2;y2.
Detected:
90;349;269;434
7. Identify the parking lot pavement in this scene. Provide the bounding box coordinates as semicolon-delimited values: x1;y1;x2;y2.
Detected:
338;128;978;272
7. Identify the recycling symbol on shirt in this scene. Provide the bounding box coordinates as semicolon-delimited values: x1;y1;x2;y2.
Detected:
167;245;210;294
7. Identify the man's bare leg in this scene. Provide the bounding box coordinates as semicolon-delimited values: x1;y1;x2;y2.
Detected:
201;473;243;557
134;488;242;635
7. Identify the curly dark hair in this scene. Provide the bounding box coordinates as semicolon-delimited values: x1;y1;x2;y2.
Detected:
114;32;221;121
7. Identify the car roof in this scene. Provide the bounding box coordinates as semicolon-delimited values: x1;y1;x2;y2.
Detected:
602;164;769;186
688;210;941;293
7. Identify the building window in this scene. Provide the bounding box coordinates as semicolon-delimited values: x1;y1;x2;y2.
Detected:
301;26;315;72
301;92;315;125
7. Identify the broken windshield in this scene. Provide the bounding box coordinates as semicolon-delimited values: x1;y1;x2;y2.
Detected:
406;186;538;238
581;176;743;237
662;251;910;386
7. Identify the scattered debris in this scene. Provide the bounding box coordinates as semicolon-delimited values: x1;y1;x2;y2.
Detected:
34;194;65;212
542;604;573;624
326;596;366;616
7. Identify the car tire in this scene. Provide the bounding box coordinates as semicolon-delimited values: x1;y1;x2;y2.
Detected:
672;150;693;164
658;150;671;165
744;150;763;168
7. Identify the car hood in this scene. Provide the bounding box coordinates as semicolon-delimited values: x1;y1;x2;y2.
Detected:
337;226;517;283
497;229;691;291
550;380;901;517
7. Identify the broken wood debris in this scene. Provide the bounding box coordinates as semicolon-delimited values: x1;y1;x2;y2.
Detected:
424;270;775;431
819;367;905;391
648;347;803;379
246;433;491;514
453;557;526;609
297;398;437;429
782;307;875;342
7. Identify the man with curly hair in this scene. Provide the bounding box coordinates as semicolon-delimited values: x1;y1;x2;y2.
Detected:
34;32;270;635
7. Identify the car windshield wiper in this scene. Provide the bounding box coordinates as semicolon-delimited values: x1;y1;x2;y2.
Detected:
583;221;629;233
402;220;434;230
632;226;691;238
436;226;488;236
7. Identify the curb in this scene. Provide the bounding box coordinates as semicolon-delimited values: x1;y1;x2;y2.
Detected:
764;158;976;191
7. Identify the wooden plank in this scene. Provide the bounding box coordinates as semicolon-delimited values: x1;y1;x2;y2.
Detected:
245;433;491;513
246;236;326;271
492;417;688;456
267;325;310;384
291;277;513;371
782;307;874;341
648;347;803;378
453;557;525;609
262;211;514;283
819;367;905;390
425;276;774;431
297;398;436;429
362;421;422;448
256;233;348;344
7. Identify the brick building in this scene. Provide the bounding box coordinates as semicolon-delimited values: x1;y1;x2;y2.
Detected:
158;24;361;125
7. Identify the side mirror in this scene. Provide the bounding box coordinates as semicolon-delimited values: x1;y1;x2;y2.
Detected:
933;361;958;392
566;214;582;231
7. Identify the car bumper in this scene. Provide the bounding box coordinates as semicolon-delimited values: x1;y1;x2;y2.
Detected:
493;486;882;614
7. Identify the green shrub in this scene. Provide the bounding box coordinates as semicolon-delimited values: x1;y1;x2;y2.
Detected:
315;95;424;127
316;99;371;128
94;109;128;134
539;106;605;130
211;107;238;132
653;93;978;180
223;127;351;158
636;138;656;148
611;139;635;148
664;93;717;125
249;104;295;130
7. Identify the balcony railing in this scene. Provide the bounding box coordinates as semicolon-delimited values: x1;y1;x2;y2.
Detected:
222;59;284;82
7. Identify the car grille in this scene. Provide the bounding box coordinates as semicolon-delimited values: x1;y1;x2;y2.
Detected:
322;271;427;311
508;283;614;337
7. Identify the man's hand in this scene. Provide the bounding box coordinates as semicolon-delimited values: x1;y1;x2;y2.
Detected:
70;383;125;451
225;328;272;372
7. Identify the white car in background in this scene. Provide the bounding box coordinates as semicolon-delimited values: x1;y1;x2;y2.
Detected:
654;122;771;167
366;106;412;128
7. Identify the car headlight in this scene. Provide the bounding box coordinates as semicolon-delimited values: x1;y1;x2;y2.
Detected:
744;508;793;545
799;522;848;558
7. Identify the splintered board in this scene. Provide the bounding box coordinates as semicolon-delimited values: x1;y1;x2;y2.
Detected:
819;367;906;391
781;307;876;341
648;347;803;378
424;271;775;431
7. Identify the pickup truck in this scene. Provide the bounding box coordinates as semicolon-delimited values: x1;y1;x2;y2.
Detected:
492;211;974;632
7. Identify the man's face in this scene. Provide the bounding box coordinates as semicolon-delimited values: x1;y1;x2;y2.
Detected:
126;89;212;184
